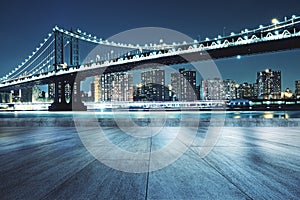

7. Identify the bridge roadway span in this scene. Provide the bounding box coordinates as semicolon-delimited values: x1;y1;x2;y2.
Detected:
0;118;299;199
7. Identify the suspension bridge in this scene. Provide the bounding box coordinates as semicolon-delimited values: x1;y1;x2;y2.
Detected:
0;15;300;111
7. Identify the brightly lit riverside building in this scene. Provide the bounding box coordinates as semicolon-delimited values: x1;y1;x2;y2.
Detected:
202;78;225;100
92;72;133;102
171;68;197;101
256;69;281;99
141;68;165;101
295;80;300;99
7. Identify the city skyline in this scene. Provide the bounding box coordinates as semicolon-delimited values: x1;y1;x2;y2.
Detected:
28;64;299;103
88;64;299;91
83;67;299;103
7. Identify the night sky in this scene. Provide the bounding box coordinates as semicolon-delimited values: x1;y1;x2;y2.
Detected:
0;0;299;90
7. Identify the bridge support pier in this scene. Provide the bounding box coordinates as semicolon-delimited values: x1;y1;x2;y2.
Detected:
49;75;87;111
0;92;12;103
20;87;33;102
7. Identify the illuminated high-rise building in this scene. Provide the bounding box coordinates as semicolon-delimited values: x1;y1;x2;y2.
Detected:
112;72;133;102
202;78;225;100
171;68;197;101
256;68;281;99
94;72;133;102
253;83;258;99
133;84;146;101
171;72;181;101
100;73;114;101
295;80;300;99
141;68;165;101
180;69;197;101
223;79;236;100
91;76;101;102
236;82;254;99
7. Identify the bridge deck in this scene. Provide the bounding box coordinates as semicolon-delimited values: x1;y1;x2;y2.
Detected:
0;124;300;199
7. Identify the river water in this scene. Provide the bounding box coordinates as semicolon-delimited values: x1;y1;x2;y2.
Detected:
0;110;299;119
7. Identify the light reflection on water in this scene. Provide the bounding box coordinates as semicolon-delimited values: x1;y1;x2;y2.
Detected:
0;110;298;119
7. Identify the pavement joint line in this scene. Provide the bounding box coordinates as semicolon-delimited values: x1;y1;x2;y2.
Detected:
41;159;97;199
202;157;254;200
175;136;254;199
145;126;153;200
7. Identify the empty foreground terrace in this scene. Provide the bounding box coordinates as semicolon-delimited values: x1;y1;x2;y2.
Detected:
0;115;300;199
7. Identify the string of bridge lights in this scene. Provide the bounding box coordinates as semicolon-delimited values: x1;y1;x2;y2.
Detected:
53;26;176;50
53;26;141;49
200;15;299;44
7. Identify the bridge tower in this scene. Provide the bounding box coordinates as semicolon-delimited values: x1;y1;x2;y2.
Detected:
53;29;79;70
49;29;86;111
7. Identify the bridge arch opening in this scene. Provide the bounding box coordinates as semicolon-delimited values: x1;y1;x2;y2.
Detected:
65;83;71;104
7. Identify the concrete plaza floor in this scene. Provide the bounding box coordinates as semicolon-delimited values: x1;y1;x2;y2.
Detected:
0;124;299;199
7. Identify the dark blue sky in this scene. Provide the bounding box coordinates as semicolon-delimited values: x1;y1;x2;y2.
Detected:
0;0;299;90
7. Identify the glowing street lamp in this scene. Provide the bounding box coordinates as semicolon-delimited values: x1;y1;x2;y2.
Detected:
272;18;279;25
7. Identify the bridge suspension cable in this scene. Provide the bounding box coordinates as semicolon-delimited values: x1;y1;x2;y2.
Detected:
1;32;54;81
10;39;55;79
26;53;55;75
29;40;71;75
